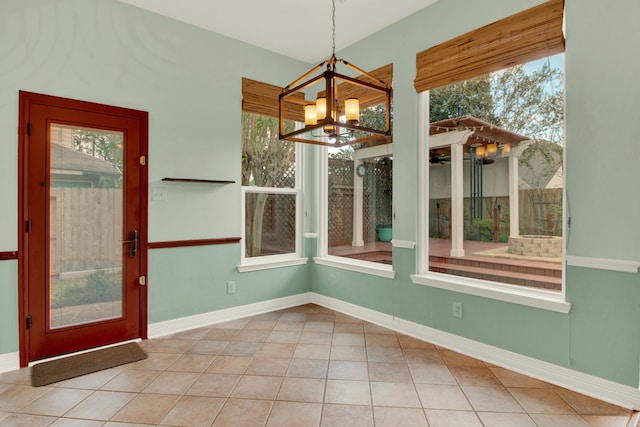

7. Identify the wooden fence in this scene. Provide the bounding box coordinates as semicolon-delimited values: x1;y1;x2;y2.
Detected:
50;187;123;275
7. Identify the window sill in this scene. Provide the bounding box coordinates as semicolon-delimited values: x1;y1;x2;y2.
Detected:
238;257;308;272
314;256;396;279
410;272;571;313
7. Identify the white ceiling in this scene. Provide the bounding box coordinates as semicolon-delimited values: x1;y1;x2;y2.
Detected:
117;0;438;63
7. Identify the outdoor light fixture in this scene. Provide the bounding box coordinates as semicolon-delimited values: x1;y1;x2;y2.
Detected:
278;0;392;147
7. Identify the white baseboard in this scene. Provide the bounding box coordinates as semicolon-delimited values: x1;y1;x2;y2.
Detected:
309;292;640;410
0;352;19;374
148;293;311;338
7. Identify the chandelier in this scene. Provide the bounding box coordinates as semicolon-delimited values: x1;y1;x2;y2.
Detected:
278;0;392;148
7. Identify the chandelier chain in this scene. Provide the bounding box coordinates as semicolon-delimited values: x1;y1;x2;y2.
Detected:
331;0;336;56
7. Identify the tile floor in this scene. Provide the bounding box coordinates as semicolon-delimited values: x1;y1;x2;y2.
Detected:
0;304;637;426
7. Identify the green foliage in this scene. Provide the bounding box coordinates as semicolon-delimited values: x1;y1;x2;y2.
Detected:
51;270;121;309
464;216;510;243
430;75;499;124
73;130;124;170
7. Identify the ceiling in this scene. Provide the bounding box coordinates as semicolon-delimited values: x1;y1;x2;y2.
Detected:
117;0;439;63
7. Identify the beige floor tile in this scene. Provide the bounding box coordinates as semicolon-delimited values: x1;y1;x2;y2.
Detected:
397;335;436;350
170;327;211;341
330;345;367;361
299;332;333;344
266;330;301;343
19;387;91;416
203;328;240;341
368;362;412;383
54;367;124;390
267;401;322;427
327;360;369;381
332;332;365;346
408;363;457;385
244;319;278;330
0;413;57;426
364;323;395;335
251;312;283;321
129;352;181;371
324;379;371;405
160;395;225;427
294;343;331;359
334;322;364;333
245;356;290;376
424;409;483;427
303;321;334;333
333;313;363;323
220;341;261;356
166;353;216;372
150;339;195;354
529;413;592;426
449;366;503;387
64;390;135;420
100;369;159;392
0;368;32;385
256;342;296;358
415;384;473;410
490;367;553;388
509;388;576;414
0;384;53;412
371;381;422;408
279;312;308;322
402;348;445;365
555;388;631;416
111;393;180;424
186;340;230;355
49;418;104;427
186;373;240;397
582;415;632;427
273;320;305;331
235;329;271;342
206;355;251;374
366;333;400;348
231;375;282;400
462;385;524;413
212;398;273;427
307;313;335;323
477;411;538;426
286;358;328;378
321;404;373;427
366;347;405;363
276;377;326;403
142;371;200;394
373;406;429;427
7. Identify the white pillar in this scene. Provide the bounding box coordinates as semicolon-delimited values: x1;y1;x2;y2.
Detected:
450;142;465;257
508;146;526;238
352;160;364;246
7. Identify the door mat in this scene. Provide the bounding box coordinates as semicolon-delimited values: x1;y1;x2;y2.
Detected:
31;342;147;387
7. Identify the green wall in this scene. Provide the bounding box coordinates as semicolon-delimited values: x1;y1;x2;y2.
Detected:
1;0;639;392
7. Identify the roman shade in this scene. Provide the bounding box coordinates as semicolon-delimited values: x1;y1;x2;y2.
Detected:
414;0;564;92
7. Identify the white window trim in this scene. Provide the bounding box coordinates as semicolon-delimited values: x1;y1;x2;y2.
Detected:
415;91;571;314
316;146;395;278
239;143;307;272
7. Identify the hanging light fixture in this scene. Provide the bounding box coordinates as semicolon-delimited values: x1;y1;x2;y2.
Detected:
278;0;392;147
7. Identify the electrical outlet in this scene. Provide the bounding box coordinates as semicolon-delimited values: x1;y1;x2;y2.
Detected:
227;281;236;294
452;301;463;318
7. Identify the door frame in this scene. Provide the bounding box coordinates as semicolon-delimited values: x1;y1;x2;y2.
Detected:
17;91;148;367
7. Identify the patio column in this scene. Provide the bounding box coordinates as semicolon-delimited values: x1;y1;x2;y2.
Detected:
508;145;526;237
352;160;364;246
450;142;465;257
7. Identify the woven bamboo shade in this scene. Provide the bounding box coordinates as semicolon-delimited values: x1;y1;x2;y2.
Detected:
414;0;564;92
242;77;305;122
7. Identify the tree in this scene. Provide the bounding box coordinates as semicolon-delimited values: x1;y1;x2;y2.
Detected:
73;130;123;169
429;74;499;124
241;112;295;257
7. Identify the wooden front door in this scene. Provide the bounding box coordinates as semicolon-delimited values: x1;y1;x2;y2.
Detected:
18;91;148;365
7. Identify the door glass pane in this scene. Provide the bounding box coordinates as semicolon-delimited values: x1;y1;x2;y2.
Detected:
49;124;124;329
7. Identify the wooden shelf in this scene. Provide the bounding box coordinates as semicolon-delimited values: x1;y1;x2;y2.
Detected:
162;178;235;184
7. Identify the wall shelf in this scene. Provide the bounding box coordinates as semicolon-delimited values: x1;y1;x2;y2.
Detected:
162;178;235;184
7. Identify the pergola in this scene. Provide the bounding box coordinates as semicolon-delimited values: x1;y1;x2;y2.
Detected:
351;116;531;257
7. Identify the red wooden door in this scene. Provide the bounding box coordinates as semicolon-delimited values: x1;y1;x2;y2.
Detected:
19;92;148;364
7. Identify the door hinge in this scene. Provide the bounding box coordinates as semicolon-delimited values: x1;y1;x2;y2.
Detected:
26;316;32;329
27;123;32;136
138;275;146;286
25;219;32;233
140;156;146;166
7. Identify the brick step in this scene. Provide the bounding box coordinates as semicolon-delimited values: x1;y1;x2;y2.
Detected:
429;261;561;290
429;256;561;278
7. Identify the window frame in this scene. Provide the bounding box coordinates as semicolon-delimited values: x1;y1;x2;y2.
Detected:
238;126;307;273
314;146;396;279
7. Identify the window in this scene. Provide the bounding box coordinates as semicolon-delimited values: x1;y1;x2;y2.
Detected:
413;0;570;312
240;79;304;270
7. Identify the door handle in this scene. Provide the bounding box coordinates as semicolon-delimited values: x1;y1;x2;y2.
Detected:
121;230;138;258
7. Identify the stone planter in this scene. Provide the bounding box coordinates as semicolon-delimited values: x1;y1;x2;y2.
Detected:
507;235;562;257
